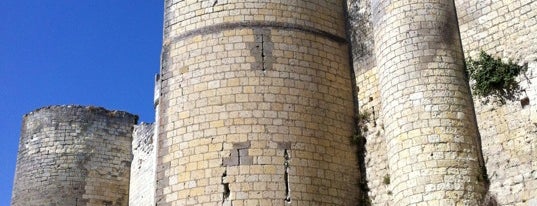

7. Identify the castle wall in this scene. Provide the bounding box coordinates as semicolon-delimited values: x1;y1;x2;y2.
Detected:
129;74;161;206
347;0;537;205
156;0;360;205
372;0;486;204
129;123;156;205
10;2;537;206
347;0;391;205
455;1;537;204
11;105;137;206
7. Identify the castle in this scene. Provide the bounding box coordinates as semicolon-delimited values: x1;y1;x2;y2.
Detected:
11;0;537;205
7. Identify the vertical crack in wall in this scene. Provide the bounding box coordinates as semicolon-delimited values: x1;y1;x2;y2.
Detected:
284;149;291;203
236;149;241;165
222;169;230;203
260;34;266;72
250;28;273;72
220;142;251;204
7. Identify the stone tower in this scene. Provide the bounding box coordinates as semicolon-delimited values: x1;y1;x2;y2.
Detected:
11;105;137;206
371;0;486;205
156;0;360;205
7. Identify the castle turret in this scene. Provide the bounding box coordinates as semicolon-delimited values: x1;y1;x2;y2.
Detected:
156;0;360;205
11;105;137;206
372;0;486;204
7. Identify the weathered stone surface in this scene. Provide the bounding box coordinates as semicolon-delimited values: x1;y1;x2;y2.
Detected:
346;0;537;205
371;0;486;204
348;0;389;205
455;1;537;204
156;1;360;205
11;1;537;205
11;105;137;206
129;123;156;206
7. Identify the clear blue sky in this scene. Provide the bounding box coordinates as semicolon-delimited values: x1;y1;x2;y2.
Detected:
0;0;163;204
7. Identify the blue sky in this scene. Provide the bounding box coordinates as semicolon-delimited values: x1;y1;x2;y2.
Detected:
0;0;163;204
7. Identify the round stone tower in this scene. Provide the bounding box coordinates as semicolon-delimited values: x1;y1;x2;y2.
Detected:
372;0;486;205
156;0;359;205
11;105;137;206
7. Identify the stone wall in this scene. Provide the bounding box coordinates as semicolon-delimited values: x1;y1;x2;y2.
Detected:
372;0;486;204
129;123;156;206
347;0;537;204
455;0;537;63
11;105;137;206
10;1;537;205
347;0;391;205
157;0;360;205
455;0;537;205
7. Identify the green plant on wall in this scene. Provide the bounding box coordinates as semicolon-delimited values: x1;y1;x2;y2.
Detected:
466;51;527;104
352;110;370;145
383;174;390;185
351;109;371;206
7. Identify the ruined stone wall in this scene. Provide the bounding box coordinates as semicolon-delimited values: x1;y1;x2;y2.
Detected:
129;74;161;206
157;0;359;205
129;123;156;206
11;105;137;206
455;1;537;204
347;0;391;205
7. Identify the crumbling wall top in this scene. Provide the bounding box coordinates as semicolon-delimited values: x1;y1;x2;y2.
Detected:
23;105;139;123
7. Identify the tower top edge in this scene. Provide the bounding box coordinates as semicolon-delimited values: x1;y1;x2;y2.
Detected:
23;104;139;123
